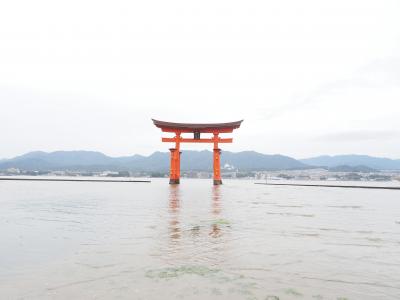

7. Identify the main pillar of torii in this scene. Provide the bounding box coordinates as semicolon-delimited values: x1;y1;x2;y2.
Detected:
152;119;243;185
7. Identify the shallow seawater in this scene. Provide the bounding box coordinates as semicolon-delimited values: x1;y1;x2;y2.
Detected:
1;179;399;299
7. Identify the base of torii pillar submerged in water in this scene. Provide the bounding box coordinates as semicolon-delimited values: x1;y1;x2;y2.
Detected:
152;119;243;185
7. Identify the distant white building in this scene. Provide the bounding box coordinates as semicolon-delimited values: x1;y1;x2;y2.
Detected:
222;163;235;171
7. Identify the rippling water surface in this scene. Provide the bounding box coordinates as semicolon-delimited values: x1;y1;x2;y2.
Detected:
1;179;400;299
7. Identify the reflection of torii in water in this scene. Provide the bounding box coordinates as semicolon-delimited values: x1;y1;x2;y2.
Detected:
160;185;232;266
168;185;181;241
168;185;224;242
210;185;222;238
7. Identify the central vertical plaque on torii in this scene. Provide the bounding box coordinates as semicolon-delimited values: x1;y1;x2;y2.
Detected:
152;119;243;185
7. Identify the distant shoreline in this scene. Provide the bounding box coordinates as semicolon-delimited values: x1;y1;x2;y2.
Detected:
256;182;400;190
0;177;151;183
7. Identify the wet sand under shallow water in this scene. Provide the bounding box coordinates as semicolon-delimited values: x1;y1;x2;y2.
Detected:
1;179;399;299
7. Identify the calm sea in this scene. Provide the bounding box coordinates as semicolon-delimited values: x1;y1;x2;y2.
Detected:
1;179;399;299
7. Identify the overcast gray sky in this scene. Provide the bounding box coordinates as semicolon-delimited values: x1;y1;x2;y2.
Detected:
1;0;399;159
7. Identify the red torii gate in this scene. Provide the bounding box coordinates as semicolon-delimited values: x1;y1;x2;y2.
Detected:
152;119;243;185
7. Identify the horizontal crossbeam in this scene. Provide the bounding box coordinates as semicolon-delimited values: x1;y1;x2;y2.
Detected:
161;128;234;133
162;138;233;143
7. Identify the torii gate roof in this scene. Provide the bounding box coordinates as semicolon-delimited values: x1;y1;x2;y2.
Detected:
152;119;243;133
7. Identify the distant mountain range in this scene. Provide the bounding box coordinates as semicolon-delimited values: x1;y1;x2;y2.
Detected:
300;155;400;170
0;150;308;172
1;151;399;172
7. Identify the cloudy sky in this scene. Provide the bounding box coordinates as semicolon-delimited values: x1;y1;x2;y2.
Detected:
1;0;399;159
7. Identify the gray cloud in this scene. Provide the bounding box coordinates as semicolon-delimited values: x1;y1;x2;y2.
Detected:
260;56;400;121
360;57;400;85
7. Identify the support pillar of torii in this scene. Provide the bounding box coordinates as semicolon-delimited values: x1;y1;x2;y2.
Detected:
152;119;243;185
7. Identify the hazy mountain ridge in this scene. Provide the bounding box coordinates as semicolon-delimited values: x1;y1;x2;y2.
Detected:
0;150;307;172
301;155;400;170
2;151;399;172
